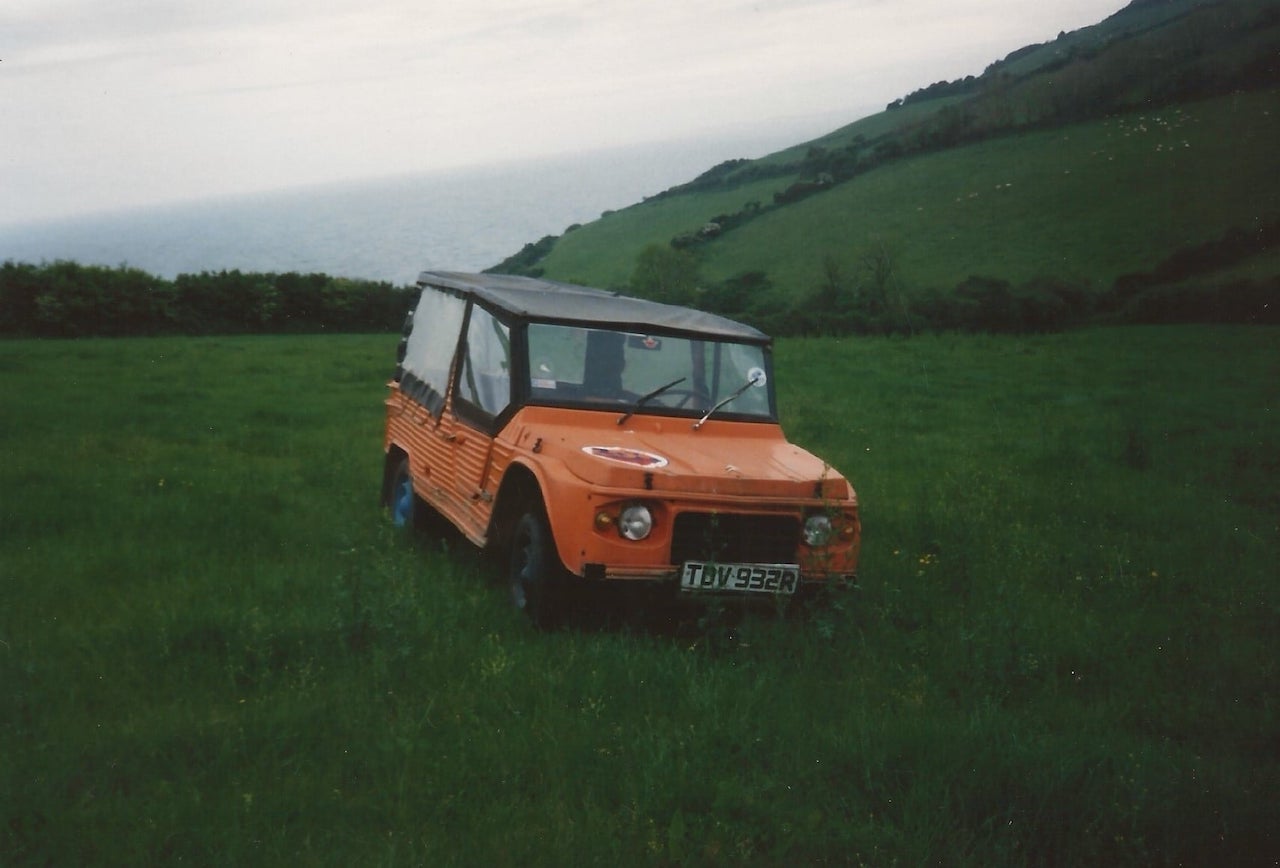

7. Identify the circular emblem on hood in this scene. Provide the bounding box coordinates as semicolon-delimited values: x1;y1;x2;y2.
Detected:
581;445;669;468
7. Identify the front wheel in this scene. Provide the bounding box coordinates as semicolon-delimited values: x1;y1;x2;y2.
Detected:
509;509;568;628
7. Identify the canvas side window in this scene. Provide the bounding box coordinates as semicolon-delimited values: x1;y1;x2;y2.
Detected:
458;305;512;418
400;288;467;415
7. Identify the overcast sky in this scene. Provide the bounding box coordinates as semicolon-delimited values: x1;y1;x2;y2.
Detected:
3;0;1125;225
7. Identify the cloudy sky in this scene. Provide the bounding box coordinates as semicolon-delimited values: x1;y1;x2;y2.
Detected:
3;0;1124;225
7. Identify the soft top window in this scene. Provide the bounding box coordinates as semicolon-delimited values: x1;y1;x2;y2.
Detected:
400;288;466;416
526;323;773;420
457;304;512;420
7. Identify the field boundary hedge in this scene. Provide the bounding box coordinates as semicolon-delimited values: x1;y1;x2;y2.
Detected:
0;261;413;337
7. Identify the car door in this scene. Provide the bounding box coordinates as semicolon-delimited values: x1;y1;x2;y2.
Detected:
395;286;467;516
450;302;513;539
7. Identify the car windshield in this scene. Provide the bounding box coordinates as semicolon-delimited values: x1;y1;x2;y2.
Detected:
526;323;773;420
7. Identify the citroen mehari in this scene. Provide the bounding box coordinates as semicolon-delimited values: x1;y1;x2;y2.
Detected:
382;272;860;624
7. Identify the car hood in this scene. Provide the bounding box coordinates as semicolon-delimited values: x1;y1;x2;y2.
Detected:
506;407;852;501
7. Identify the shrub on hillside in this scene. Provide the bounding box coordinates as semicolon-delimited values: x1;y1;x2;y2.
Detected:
699;271;771;318
486;234;557;277
911;275;1095;333
629;244;699;306
1117;277;1280;324
1106;219;1280;324
1111;220;1280;304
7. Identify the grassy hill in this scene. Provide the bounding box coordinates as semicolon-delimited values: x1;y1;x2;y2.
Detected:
491;0;1280;332
701;90;1278;294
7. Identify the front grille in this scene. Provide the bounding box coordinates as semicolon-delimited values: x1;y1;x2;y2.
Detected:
670;512;800;565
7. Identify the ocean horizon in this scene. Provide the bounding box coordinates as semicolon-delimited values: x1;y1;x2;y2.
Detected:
0;132;810;288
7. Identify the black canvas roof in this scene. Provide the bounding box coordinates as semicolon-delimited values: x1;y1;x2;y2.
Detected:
418;271;769;342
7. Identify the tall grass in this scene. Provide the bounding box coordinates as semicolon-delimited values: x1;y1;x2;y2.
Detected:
1;328;1276;865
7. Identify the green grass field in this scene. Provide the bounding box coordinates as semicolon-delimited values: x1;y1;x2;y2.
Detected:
2;328;1277;865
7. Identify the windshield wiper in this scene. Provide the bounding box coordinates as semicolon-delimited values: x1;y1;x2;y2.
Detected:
617;376;686;426
693;372;763;430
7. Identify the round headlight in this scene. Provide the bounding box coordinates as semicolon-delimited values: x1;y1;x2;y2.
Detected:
804;513;834;546
619;504;653;540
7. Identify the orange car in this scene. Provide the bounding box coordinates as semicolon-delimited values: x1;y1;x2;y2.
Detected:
382;272;860;624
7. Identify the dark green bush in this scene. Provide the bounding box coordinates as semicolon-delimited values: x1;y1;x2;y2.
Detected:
0;261;411;337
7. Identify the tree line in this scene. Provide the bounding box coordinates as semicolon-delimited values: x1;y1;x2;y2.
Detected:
628;220;1280;337
0;261;411;337
6;214;1275;342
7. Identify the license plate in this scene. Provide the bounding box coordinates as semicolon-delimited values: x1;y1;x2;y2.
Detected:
680;562;799;595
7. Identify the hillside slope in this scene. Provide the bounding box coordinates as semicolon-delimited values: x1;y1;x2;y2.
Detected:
491;0;1280;331
701;89;1278;294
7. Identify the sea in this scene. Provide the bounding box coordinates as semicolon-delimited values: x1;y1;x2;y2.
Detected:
0;133;803;288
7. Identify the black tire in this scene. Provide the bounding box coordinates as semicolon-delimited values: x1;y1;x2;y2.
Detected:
508;508;568;628
386;455;416;529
